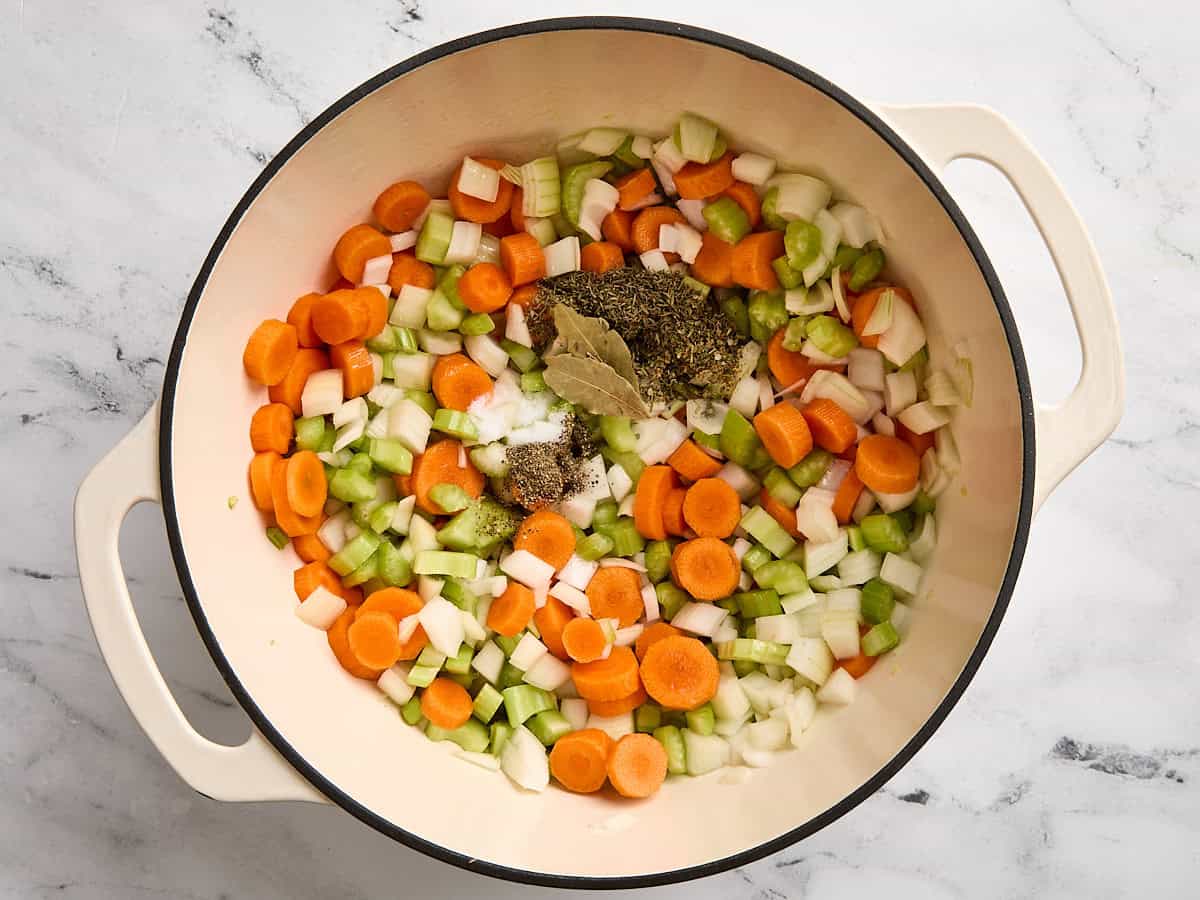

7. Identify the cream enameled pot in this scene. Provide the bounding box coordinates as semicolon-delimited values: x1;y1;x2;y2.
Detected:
74;19;1123;888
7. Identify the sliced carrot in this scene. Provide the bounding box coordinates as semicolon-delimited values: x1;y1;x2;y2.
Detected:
851;286;915;350
248;451;281;512
347;610;402;670
352;286;389;339
373;180;431;233
681;478;741;539
293;533;331;564
689;231;735;288
631;206;686;255
509;283;538;310
587;683;647;717
508;187;526;232
639;634;720;711
561;617;609;663
760;488;802;539
840;632;878;679
634;621;682;661
268;348;330;415
327;603;382;680
487;582;536;637
767;327;819;388
855;434;920;494
615;167;658;210
896;419;936;457
667;439;723;482
580;241;625;274
586;566;644;628
670;537;739;601
285;450;328;517
533;595;574;661
410;439;484;515
754;402;814;468
571;645;640;702
801;398;858;454
607;732;669;798
514;509;576;571
243;319;299;386
333;224;391;283
271;456;322;537
328;276;354;292
601;208;636;252
456;262;512;314
662;488;688;538
387;251;436;293
432;353;493;412
633;465;678;541
482;216;516;238
287;292;324;348
330;339;375;399
448;157;514;224
673;152;735;200
356;588;428;660
420;676;474;729
719;180;762;229
499;232;546;287
831;468;865;525
549;728;613;794
311;290;367;346
294;560;341;602
731;231;785;291
249;402;293;454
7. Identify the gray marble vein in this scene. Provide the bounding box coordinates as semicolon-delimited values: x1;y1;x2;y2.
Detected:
3;0;1197;897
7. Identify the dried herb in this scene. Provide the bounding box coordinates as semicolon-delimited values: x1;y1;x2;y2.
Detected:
540;305;651;418
502;412;598;510
547;305;641;388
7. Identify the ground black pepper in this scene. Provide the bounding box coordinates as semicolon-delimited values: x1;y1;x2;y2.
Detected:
502;412;598;511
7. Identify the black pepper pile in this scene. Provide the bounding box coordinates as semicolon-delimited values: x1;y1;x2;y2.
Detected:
527;269;746;403
501;413;597;511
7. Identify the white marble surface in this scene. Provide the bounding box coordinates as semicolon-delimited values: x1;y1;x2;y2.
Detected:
3;1;1196;896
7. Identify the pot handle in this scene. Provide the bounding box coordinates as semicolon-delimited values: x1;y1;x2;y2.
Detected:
875;103;1124;512
74;404;325;803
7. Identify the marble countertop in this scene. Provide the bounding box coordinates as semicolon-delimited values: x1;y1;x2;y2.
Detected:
4;1;1196;896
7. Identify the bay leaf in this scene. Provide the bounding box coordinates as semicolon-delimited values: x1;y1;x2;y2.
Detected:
543;354;651;419
551;304;641;389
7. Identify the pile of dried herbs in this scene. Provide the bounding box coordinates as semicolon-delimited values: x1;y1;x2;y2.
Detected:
527;269;747;406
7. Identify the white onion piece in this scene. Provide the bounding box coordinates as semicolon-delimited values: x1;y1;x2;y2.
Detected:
881;553;923;596
578;178;619;240
821;611;860;659
786;637;834;686
317;510;349;554
877;294;926;366
505;303;532;347
756;375;775;411
500;549;554;591
731;152;776;185
831;267;851;323
617;493;636;518
294;586;346;631
385;398;432;454
673;223;703;264
630;135;654;159
443;220;482;265
598;557;647;572
587;712;634;741
829;202;876;249
474;232;500;265
847;348;886;392
331;418;365;452
389;284;432;329
471;640;505;684
389;230;418;253
543;236;581;278
795;489;839;544
359;254;393;286
560;697;589;732
874;485;919;514
898;401;950;435
650;159;676;196
653;136;688;173
549;581;591;616
377;664;415;705
578;127;628;156
461;609;486;645
936;426;961;474
871;412;896;437
390;351;436;391
816;458;852;493
510;633;549;672
672;602;729;637
925;369;962;407
810;371;869;422
614;625;644;647
418;597;465;657
815;208;842;264
770;174;832;221
687;399;728;435
910;514;938;564
717;462;760;501
658;224;679;254
861;288;895;336
464;334;509;378
607;463;634;503
639;249;670;272
500;725;549;792
523;653;571;691
417;329;461;355
815;667;857;705
884;371;918;418
301;369;344;418
457;157;500;201
364;408;389;439
676;198;708;230
729;374;759;417
641;583;660;623
396;613;421;645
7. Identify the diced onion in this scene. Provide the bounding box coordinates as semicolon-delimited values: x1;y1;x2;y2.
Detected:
443;220;482;265
418;597;465;657
505;303;532;347
376;664;415;705
731;152;777;185
673;223;703;264
687;399;728;435
523;652;571;691
847;348;886;392
500;725;549;792
816;458;852;493
871;412;895;437
729;374;760;417
770;174;832;222
389;230;417;253
829;202;880;249
630;135;654;159
676;198;708;230
577;127;628;156
884;371;917;417
500;549;554;591
874;485;919;514
301;369;344;418
417;329;461;355
464;334;509;378
926;369;962;407
880;553;923;596
877;293;926;366
861;289;894;336
639;249;669;272
389;284;432;329
543;236;581;278
831;267;851;323
717;462;760;501
815;667;857;705
359;253;392;286
898;401;950;435
607;463;634;503
672;602;729;637
457;157;501;202
294;586;346;630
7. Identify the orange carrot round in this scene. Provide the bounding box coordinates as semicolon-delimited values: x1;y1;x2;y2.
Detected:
243;319;299;386
831;468;865;525
248;451;281;512
249;402;293;454
432;353;493;412
358;586;422;620
269;348;330;415
767;327;820;387
420;677;474;729
689;231;734;288
533;595;574;660
631;206;686;255
388;252;436;293
639;634;720;711
548;728;613;793
571;645;640;701
327;603;383;680
330;339;375;399
895;419;935;457
673;152;735;200
586;566;644;628
667;439;723;483
579;241;625;274
333;224;391;283
754;402;815;468
561;617;609;663
840;632;879;678
681;478;741;539
801;398;858;454
287;292;324;348
487;582;536;637
352;286;389;339
410;439;485;515
285;450;328;517
448;157;513;224
293;533;331;564
634;621;682;661
294;560;342;601
851;287;915;350
606;732;669;798
731;231;785;291
311;290;367;346
587;683;648;717
514;509;576;571
662;488;688;538
602;209;636;252
615;168;658;210
855;434;920;494
347;609;403;670
499;232;546;287
760;488;802;539
270;456;322;537
373;180;431;233
633;465;678;541
456;262;513;313
509;283;538;310
719;180;762;229
670;537;739;601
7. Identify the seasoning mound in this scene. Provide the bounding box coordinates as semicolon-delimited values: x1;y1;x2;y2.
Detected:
527;269;746;403
502;413;597;511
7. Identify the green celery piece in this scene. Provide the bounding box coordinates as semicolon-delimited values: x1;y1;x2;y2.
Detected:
562;161;613;226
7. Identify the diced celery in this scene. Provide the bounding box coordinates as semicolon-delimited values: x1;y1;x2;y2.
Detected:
576;532;614;561
469;443;509;478
328;531;381;576
438;264;467;309
734;589;783;619
847;525;867;553
763;468;802;507
753;559;808;595
413;549;478;578
742;543;773;574
720;295;750;337
862;621;900;656
520;370;547;393
673;112;721;163
831;244;863;272
403;389;437;418
911;491;936;516
720;409;766;469
600;447;645;480
779;317;809;352
732;659;759;677
329;468;376;504
425;719;490;753
747;290;789;342
788;449;834;488
702;196;750;245
416;645;447;669
772;256;804;291
400;697;424;726
406;664;439;688
367;437;413;475
740;506;797;558
368;501;397;535
656;583;689;621
366;325;401;353
494;633;522;658
892;508;915;534
377;540;413;587
860;514;909;554
784;219;823;271
715;638;790;665
861;578;895;625
460;312;496;337
760;187;788;230
635;704;662;734
692;430;723;456
489;722;513;755
599;415;638;453
416;210;454;265
394;327;419;354
473;683;504;723
431;408;478;441
425;289;465;331
849;247;885;291
597;518;644;558
346;452;373;475
682;276;711;299
562;160;613;226
806;315;859;358
265;526;288;550
644;540;673;584
685;703;716;736
500;339;539;372
443;643;475;675
654;725;688;775
592;498;619;529
502;684;556;727
428;483;472;514
294;416;327;452
528;709;572;746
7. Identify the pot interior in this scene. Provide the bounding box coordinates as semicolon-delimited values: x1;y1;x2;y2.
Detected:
164;24;1028;883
